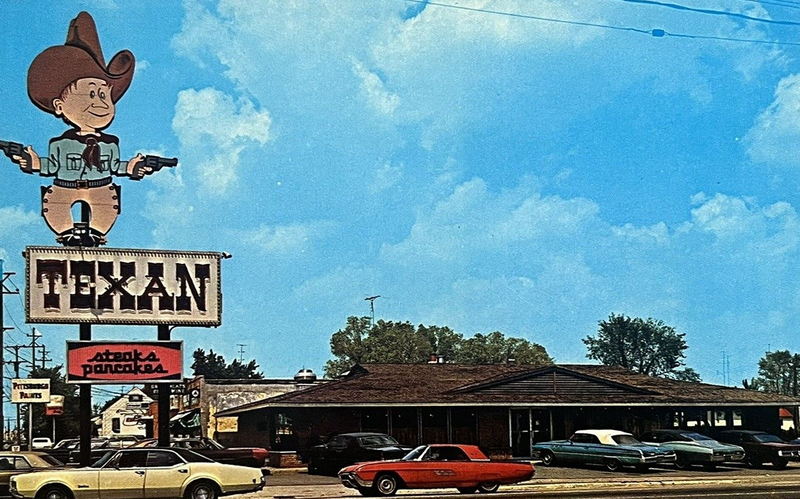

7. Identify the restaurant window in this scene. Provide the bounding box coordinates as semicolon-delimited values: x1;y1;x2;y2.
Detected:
391;408;417;446
111;417;121;433
714;410;726;426
422;408;447;444
452;409;477;444
732;410;743;427
361;408;388;433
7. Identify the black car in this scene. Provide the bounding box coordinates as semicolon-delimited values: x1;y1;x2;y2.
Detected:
717;430;800;469
306;432;412;475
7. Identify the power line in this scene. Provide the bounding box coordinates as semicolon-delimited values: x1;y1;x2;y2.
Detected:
402;0;800;47
620;0;800;26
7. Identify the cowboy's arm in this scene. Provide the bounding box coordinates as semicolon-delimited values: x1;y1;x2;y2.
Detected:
4;143;40;173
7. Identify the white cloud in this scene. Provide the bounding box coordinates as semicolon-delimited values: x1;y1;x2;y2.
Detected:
380;177;599;265
0;206;38;234
746;74;800;169
244;221;334;256
369;162;403;194
172;87;272;195
352;59;399;116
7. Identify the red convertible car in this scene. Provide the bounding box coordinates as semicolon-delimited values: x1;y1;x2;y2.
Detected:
338;444;534;496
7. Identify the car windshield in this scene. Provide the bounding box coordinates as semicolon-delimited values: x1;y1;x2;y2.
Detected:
402;446;428;461
612;435;641;445
53;440;76;449
204;438;225;450
753;433;785;443
680;432;714;441
358;435;399;446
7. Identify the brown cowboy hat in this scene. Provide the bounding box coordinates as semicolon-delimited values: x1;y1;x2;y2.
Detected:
27;11;135;114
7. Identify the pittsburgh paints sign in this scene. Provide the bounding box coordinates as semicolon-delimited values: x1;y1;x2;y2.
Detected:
12;379;51;403
67;341;182;384
25;246;222;326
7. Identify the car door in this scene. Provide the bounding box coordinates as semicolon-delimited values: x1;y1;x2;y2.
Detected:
98;450;147;499
143;450;188;499
325;435;350;470
418;446;465;487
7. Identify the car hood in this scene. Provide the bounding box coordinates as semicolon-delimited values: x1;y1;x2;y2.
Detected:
682;441;743;451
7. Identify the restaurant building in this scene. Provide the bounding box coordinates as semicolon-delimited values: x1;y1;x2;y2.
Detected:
215;363;800;459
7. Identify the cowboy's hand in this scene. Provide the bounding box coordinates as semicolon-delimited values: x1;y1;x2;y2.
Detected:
12;146;40;173
127;154;152;179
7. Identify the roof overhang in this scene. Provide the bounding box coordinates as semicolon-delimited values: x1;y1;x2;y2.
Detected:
217;401;799;416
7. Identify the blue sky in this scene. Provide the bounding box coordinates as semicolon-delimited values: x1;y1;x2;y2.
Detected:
2;0;800;399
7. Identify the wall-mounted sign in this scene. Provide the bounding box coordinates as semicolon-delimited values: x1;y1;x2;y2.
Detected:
25;246;223;326
66;341;182;384
11;379;51;403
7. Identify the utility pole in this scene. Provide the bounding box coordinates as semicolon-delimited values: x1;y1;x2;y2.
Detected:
5;345;25;446
237;344;246;363
0;260;20;451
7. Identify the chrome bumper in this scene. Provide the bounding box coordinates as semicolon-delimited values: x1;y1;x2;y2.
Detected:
339;471;372;489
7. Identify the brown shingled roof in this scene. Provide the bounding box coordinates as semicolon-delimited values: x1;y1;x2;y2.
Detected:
216;363;800;416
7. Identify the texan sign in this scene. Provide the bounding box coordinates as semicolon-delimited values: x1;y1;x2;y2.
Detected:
67;341;182;384
25;246;223;326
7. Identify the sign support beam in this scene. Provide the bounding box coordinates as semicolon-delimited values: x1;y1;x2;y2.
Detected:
79;323;91;467
157;325;171;447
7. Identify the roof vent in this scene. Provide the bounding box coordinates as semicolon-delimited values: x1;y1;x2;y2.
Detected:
294;368;317;382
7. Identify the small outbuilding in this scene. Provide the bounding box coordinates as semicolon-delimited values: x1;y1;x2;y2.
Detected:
216;363;800;459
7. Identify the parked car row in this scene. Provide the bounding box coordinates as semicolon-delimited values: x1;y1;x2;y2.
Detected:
41;436;268;468
532;428;800;472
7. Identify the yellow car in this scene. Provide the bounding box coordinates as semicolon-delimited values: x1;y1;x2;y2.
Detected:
9;448;265;499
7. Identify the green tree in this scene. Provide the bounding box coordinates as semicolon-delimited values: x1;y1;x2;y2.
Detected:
583;313;699;380
453;331;552;365
28;365;79;442
324;316;552;378
190;349;263;379
744;350;800;395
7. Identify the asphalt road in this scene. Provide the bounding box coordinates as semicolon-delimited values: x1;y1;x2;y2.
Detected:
249;462;800;498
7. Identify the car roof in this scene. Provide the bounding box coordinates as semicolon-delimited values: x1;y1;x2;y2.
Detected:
574;429;633;445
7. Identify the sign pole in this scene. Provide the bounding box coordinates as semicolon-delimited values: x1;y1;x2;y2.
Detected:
157;325;171;447
79;324;91;467
27;404;32;451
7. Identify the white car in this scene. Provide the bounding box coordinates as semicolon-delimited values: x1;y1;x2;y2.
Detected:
30;438;52;450
10;448;265;499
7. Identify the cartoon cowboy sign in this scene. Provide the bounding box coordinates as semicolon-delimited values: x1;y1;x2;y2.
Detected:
3;12;176;247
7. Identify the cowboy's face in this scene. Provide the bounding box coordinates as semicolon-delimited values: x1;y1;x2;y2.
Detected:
52;78;115;131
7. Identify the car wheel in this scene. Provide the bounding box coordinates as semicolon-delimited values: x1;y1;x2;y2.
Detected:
477;482;500;493
373;473;399;496
635;464;650;473
457;487;477;493
184;480;218;499
37;485;72;499
674;457;692;470
307;459;320;475
540;450;555;466
773;457;789;470
604;459;622;472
